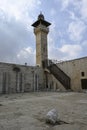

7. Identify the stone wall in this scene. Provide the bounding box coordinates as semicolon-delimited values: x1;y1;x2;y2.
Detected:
0;57;87;93
0;62;44;94
56;57;87;91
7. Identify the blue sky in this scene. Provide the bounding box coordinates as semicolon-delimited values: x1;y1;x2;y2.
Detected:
0;0;87;65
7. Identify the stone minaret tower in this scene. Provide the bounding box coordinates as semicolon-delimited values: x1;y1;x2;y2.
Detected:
32;13;51;67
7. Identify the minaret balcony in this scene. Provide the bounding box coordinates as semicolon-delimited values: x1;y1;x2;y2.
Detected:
34;26;49;34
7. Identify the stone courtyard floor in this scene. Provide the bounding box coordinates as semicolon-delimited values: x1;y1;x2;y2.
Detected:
0;92;87;130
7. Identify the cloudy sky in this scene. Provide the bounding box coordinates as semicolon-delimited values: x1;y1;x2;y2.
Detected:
0;0;87;65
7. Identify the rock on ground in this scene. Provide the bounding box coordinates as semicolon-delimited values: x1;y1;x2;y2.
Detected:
46;108;59;125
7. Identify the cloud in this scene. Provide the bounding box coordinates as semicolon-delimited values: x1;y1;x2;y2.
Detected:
17;47;35;65
0;0;41;17
82;40;87;47
48;20;83;60
80;0;87;21
81;40;87;56
60;0;81;11
48;43;82;61
0;0;87;65
48;18;84;60
59;44;82;59
0;0;41;28
0;0;41;65
69;11;78;21
50;8;56;16
68;21;86;42
0;19;33;63
60;0;87;21
61;0;70;11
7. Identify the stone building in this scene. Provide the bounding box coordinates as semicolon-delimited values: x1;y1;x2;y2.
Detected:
0;13;87;94
46;57;87;92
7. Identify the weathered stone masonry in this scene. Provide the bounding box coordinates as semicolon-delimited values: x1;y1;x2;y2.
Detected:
0;63;44;94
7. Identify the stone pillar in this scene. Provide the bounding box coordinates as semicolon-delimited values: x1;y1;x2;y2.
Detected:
21;73;24;92
5;72;10;93
16;72;20;92
0;72;3;93
33;71;35;92
36;74;39;91
2;72;6;94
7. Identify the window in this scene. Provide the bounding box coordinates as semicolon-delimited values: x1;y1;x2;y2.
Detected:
81;72;85;77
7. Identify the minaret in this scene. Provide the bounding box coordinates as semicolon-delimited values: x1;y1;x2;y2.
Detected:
32;13;51;67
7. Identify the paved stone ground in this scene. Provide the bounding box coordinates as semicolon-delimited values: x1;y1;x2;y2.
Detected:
0;92;87;130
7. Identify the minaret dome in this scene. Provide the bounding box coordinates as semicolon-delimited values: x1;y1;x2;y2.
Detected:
38;12;44;20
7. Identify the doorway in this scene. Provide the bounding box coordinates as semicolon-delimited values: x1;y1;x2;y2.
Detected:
81;79;87;89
